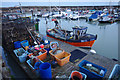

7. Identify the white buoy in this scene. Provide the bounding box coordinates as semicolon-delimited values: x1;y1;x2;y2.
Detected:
34;45;39;47
34;41;37;44
45;40;48;44
89;49;96;54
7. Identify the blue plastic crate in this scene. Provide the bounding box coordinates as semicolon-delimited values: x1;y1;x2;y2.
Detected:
13;48;29;63
27;59;43;70
27;59;44;76
79;60;107;79
109;64;120;80
21;40;29;47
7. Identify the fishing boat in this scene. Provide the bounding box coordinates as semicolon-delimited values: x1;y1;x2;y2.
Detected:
78;14;87;19
46;20;97;48
88;10;96;14
65;14;72;20
114;13;119;18
42;13;50;18
37;12;42;17
52;11;67;18
2;13;22;21
66;9;71;12
52;13;62;18
70;14;79;20
78;11;88;19
113;13;120;21
69;11;80;20
99;15;114;23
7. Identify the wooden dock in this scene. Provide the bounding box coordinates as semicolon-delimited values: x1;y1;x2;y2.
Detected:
3;33;119;79
46;36;119;78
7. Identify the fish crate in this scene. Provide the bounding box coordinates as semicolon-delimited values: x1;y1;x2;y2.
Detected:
109;64;120;80
13;48;29;63
49;48;65;60
27;59;43;75
27;59;43;70
49;42;65;60
79;60;107;79
54;51;71;66
28;49;47;61
37;49;47;61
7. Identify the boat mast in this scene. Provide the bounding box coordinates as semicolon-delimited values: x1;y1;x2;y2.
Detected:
19;2;23;16
109;0;112;16
78;6;80;26
48;0;51;30
59;0;61;28
50;0;51;15
59;0;60;9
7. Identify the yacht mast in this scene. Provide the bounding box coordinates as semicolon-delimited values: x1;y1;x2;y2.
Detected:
19;2;23;14
109;0;112;15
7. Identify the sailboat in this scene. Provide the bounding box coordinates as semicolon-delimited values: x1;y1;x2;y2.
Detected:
88;11;102;21
70;14;79;20
99;1;115;23
99;13;114;23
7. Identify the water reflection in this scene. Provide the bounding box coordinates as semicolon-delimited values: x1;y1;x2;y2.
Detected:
87;21;99;26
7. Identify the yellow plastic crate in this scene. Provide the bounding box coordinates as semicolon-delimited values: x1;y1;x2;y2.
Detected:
55;52;71;66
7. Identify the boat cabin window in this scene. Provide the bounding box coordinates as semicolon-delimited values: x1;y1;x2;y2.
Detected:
72;26;88;40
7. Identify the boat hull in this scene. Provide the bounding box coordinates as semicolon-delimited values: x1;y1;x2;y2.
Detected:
89;18;99;21
47;34;96;48
70;18;78;20
37;15;42;17
99;20;114;23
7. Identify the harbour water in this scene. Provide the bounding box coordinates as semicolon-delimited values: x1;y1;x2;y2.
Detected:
37;17;118;60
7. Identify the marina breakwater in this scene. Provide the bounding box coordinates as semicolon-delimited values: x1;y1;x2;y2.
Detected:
1;5;119;13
